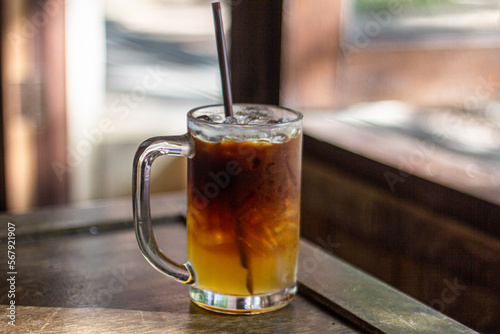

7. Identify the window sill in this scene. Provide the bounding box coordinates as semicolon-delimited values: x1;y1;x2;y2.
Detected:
302;103;500;238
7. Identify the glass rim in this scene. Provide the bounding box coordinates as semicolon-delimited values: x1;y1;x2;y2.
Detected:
187;103;303;128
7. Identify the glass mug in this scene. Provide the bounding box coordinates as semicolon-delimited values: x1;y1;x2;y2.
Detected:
133;104;303;314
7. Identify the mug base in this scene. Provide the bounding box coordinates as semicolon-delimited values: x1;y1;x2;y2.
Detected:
189;282;297;315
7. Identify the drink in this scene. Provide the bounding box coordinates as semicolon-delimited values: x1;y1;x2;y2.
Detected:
133;104;302;314
132;3;302;315
186;133;302;296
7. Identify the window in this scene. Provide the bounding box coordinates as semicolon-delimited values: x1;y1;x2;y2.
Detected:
283;0;500;108
281;0;500;205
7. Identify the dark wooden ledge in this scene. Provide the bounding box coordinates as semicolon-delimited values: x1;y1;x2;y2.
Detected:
301;110;499;333
0;192;477;333
303;110;500;238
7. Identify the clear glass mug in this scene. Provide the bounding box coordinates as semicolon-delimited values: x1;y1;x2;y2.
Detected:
133;104;303;314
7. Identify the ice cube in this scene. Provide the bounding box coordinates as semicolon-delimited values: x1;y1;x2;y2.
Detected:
223;116;239;124
188;209;234;247
272;134;288;143
234;198;290;256
233;109;273;125
209;115;223;122
248;118;279;125
196;115;211;121
237;225;276;255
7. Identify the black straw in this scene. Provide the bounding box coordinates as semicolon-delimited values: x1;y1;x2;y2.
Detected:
212;2;234;118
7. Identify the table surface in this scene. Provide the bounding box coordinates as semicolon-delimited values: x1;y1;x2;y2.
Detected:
0;192;478;333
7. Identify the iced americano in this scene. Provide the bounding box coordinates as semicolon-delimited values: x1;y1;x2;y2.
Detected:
186;106;302;298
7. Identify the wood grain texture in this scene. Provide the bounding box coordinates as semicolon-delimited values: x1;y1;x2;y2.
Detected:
0;194;477;333
0;220;360;333
298;240;478;334
0;192;186;239
301;155;499;333
2;303;356;334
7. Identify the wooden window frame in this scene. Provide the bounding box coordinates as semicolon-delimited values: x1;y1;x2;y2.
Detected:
0;0;6;210
0;0;68;210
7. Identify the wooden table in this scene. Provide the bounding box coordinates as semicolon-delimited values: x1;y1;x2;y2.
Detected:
0;192;478;333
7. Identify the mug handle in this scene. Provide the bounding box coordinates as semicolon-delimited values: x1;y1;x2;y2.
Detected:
132;134;196;284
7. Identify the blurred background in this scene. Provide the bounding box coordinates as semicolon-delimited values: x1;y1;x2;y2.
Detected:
1;0;231;210
1;0;499;211
1;1;500;332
